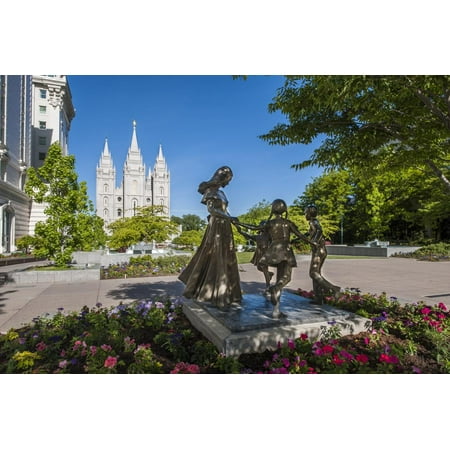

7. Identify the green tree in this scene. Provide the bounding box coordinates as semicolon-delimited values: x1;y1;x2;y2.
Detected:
171;214;206;231
108;206;179;251
237;200;271;226
25;142;106;266
172;230;204;249
260;76;450;194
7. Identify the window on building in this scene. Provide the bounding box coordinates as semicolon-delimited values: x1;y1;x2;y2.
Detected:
39;152;46;160
117;196;122;202
40;89;47;99
38;136;46;145
160;186;164;196
104;209;109;217
132;199;138;215
104;183;108;193
39;121;46;130
104;197;109;206
160;199;164;206
39;105;46;114
146;197;151;203
117;208;122;217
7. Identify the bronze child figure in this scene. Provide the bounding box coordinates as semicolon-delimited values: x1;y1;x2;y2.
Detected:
304;204;341;303
255;199;313;318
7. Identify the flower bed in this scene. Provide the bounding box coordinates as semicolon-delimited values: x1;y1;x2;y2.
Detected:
101;254;191;279
1;290;449;373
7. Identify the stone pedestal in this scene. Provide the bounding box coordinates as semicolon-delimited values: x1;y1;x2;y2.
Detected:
183;291;370;356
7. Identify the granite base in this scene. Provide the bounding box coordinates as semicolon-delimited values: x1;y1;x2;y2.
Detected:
182;291;371;356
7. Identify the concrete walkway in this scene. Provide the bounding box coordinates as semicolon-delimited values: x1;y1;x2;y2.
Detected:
1;256;449;333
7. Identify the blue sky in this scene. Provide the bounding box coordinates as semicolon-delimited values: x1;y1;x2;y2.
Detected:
68;75;324;219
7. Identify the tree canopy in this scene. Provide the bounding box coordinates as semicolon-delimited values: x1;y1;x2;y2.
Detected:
170;214;206;231
108;206;179;251
260;76;450;194
25;142;106;265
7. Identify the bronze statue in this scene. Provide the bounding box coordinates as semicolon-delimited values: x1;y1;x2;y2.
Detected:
238;199;313;318
235;221;273;293
178;166;242;308
304;205;341;303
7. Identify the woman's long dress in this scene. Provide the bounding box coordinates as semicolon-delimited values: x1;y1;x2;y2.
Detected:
178;188;242;308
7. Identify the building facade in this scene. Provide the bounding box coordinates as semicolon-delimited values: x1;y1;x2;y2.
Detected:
96;121;170;228
0;75;75;253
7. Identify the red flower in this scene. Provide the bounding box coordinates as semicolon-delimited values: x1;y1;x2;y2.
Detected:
322;345;334;354
421;307;431;315
438;302;447;311
300;333;308;341
356;354;369;364
332;354;344;365
379;354;399;364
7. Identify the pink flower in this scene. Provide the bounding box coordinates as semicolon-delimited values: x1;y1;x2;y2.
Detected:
339;350;354;361
282;358;291;368
101;344;112;352
59;360;68;368
104;356;118;369
170;362;200;374
438;302;447;311
287;339;295;350
90;346;97;355
356;354;369;364
421;307;431;316
36;341;47;352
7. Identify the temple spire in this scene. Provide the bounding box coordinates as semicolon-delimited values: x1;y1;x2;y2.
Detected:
129;120;139;153
102;138;110;156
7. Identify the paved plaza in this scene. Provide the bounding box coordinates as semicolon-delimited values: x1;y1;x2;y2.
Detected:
0;256;449;333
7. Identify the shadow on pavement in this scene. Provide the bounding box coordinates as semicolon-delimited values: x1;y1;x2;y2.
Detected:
105;280;297;303
0;290;18;315
106;280;185;301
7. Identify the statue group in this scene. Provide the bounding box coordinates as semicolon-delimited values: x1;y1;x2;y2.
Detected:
178;166;341;319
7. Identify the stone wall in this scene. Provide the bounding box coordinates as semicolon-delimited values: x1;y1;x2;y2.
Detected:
8;269;100;285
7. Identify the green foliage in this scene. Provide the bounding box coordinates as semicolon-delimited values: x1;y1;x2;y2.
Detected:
171;214;206;231
295;162;450;244
15;235;35;254
238;200;272;225
108;206;179;250
261;75;450;196
411;243;450;260
24;143;106;265
172;229;204;249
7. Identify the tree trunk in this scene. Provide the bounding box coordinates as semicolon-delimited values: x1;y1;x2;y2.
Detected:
425;159;450;195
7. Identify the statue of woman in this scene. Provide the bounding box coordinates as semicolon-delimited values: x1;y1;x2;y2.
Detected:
178;166;242;308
